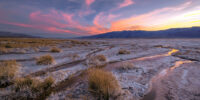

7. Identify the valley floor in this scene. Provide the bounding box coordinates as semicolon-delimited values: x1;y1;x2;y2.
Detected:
0;38;200;100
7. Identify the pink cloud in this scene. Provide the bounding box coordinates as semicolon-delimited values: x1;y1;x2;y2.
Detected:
3;21;33;28
61;13;76;25
85;0;95;7
29;9;107;35
93;12;104;27
30;10;68;28
119;0;134;8
46;27;82;35
93;12;120;27
78;8;95;17
0;7;105;35
0;17;82;35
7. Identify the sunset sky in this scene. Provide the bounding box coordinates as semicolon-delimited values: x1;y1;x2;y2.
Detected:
0;0;200;36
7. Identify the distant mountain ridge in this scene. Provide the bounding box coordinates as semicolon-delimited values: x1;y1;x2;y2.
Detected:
0;31;78;39
81;27;200;38
0;31;39;38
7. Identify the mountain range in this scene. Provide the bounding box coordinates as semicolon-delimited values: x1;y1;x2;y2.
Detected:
0;31;76;38
81;27;200;38
1;27;200;39
0;31;39;38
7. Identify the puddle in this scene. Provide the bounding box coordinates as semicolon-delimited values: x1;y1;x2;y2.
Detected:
135;49;179;61
141;49;193;100
170;60;192;70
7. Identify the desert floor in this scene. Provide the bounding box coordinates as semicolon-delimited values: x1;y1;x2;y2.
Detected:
0;38;200;100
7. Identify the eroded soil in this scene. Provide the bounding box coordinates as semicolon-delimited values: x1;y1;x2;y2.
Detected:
0;39;200;100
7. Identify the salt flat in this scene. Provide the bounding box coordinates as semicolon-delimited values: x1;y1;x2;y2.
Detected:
0;38;200;100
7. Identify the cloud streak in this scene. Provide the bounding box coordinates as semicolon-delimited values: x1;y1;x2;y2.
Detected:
0;0;199;37
119;0;134;8
85;0;95;7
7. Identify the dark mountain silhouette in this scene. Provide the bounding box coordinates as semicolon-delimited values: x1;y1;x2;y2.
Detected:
81;27;200;38
0;31;39;38
0;31;78;39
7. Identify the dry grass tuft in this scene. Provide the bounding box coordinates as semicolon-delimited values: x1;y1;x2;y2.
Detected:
50;47;62;53
118;62;135;71
154;45;171;48
0;47;8;54
0;60;19;87
4;43;13;48
19;49;26;54
0;38;91;50
70;40;91;46
86;55;107;68
95;55;107;62
14;77;37;92
88;68;120;99
36;54;55;65
14;76;54;99
0;38;70;48
33;47;39;52
70;54;80;60
118;49;130;55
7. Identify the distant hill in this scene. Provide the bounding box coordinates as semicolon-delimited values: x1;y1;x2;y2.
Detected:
0;31;79;39
81;27;200;38
0;31;39;38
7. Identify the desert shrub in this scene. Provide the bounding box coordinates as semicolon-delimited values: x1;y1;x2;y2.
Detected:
14;76;54;99
33;47;39;52
154;45;170;48
5;43;12;48
39;77;54;90
118;62;135;71
0;38;71;48
14;77;37;92
86;55;107;68
88;68;120;99
70;54;80;60
36;54;55;65
95;55;107;62
0;60;19;87
70;40;91;46
118;49;130;55
19;49;26;54
50;47;61;53
154;45;163;48
0;47;8;53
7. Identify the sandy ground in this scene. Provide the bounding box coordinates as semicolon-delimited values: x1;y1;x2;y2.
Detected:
0;39;200;100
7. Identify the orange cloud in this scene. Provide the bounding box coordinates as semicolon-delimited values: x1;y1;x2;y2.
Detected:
119;0;134;8
110;1;193;31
